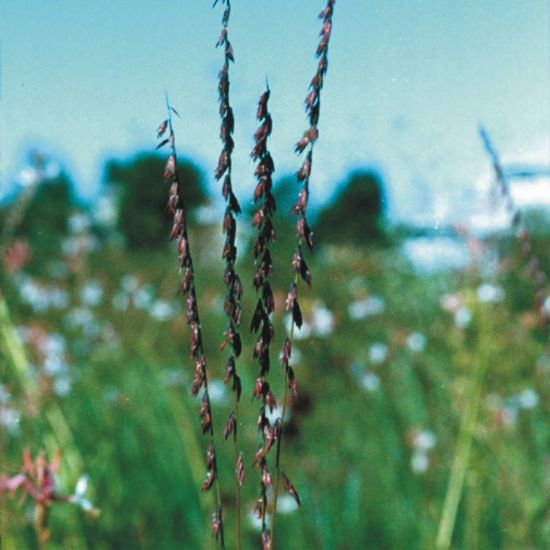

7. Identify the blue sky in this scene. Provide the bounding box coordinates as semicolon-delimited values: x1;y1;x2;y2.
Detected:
1;0;548;224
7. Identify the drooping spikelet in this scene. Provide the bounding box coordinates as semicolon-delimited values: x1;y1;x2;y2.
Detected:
157;95;225;547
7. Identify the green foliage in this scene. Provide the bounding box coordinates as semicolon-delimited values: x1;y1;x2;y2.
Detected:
105;154;208;250
315;170;387;246
18;173;74;236
1;180;548;549
12;172;74;273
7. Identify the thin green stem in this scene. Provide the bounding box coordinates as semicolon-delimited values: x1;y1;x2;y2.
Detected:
464;470;481;550
0;293;87;548
0;295;84;474
202;372;225;548
235;476;241;550
0;295;29;380
164;94;225;549
270;276;297;550
270;373;289;547
214;477;225;549
234;394;241;550
0;186;37;258
436;312;490;549
135;336;206;512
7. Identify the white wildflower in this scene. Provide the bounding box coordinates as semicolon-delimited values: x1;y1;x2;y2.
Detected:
17;167;41;187
406;332;426;353
80;281;103;307
39;333;66;357
290;347;302;365
94;194;118;227
149;300;176;321
517;388;539;410
285;314;312;340
411;451;429;474
65;307;94;327
0;384;10;405
477;283;504;303
277;494;299;514
0;407;21;434
70;475;96;512
53;376;72;397
134;285;154;310
348;296;385;319
454;306;472;328
208;379;228;405
44;355;67;376
311;301;334;337
368;343;388;365
412;430;436;451
361;372;380;392
121;275;139;294
68;212;91;234
247;511;263;531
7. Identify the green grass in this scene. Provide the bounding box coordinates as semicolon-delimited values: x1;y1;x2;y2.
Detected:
0;216;548;549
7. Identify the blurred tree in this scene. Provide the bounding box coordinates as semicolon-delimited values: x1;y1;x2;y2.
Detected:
18;172;73;236
273;176;301;221
315;170;387;246
12;170;74;271
271;176;303;257
105;154;208;250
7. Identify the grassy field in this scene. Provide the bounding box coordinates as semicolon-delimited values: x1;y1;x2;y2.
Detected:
0;191;548;548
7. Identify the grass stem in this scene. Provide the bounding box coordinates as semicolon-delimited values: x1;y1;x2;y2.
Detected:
270;285;296;549
436;308;490;549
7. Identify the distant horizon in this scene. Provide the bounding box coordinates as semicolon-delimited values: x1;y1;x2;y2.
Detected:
3;146;549;240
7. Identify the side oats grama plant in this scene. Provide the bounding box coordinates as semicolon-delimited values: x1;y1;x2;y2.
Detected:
250;85;280;549
157;96;226;545
213;1;246;549
436;127;548;550
478;125;548;327
157;1;336;547
271;0;335;545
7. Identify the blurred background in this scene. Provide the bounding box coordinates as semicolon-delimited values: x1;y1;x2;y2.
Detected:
0;1;549;548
